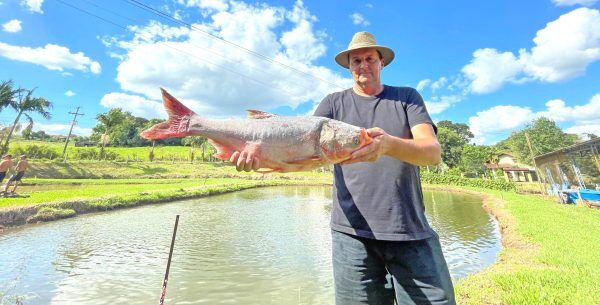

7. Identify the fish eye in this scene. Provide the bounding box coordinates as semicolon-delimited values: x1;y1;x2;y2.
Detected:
354;137;360;145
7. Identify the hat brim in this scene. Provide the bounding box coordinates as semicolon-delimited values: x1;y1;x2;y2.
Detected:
335;46;395;69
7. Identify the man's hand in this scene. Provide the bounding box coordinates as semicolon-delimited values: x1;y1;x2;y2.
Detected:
341;127;388;165
229;151;261;172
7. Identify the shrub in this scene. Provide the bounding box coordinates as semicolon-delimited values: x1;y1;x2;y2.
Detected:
421;172;516;192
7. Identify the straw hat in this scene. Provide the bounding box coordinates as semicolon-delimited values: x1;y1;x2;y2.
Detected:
335;32;395;69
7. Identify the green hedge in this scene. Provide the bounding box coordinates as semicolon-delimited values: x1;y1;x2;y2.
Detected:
421;172;516;192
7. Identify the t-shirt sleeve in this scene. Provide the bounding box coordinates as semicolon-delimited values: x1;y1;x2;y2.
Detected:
405;88;437;134
313;94;334;119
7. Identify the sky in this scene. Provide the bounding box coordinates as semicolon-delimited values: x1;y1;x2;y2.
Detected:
0;0;599;144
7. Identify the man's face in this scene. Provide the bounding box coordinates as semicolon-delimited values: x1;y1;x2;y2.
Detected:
349;48;383;87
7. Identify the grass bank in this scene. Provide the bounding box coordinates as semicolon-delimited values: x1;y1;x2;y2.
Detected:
0;178;330;228
425;186;600;305
24;160;329;179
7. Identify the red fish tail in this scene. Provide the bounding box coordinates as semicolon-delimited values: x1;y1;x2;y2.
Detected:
141;88;196;140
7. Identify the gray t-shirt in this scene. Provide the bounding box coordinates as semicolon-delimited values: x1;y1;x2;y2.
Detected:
314;85;436;241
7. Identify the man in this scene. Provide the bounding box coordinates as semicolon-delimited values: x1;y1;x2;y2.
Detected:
231;32;454;304
0;154;13;185
4;154;28;194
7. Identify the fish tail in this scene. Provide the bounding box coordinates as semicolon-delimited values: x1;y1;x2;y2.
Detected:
141;88;196;140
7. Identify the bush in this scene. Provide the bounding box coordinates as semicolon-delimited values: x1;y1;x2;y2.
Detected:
421;172;516;192
11;144;60;160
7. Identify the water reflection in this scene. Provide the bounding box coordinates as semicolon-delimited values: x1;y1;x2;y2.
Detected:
0;186;499;304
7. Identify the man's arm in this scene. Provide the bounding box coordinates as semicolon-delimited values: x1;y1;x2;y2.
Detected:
342;123;441;166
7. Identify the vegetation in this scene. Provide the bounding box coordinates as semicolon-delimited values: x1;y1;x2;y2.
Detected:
421;172;516;192
496;117;578;164
453;187;600;305
1;87;52;154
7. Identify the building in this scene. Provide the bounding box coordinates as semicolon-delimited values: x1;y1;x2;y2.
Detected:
485;153;538;182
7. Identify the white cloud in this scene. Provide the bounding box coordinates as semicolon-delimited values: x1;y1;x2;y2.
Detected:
105;0;350;119
468;94;600;143
100;92;166;119
178;0;229;12
430;77;448;91
564;124;600;136
0;42;101;74
21;0;43;13
551;0;598;6
65;90;75;97
350;13;370;26
425;94;464;115
537;94;600;125
462;48;525;94
365;3;373;8
462;8;600;94
2;19;22;33
32;123;92;136
416;79;431;91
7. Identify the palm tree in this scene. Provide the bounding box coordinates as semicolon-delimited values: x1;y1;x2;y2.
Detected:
0;80;22;113
1;88;52;154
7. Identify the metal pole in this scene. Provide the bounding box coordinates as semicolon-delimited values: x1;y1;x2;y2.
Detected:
159;215;180;305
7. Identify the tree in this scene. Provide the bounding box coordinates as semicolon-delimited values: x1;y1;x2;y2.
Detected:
1;88;52;154
0;80;20;112
21;117;34;140
460;144;492;177
437;120;474;144
503;117;577;164
437;127;464;168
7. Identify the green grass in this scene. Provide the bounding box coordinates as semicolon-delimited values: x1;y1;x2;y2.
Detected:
0;178;248;207
23;160;331;179
451;187;600;305
8;139;214;162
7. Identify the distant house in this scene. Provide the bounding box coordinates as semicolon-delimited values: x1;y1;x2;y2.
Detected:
485;153;538;182
75;140;97;147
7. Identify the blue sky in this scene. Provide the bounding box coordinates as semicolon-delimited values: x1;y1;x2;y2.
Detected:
0;0;599;144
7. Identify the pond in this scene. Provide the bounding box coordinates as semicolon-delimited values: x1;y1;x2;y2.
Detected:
0;186;500;304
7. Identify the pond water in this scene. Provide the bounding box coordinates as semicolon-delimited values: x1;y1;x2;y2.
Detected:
0;186;500;305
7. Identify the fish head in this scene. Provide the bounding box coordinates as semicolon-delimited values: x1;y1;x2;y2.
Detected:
319;120;373;163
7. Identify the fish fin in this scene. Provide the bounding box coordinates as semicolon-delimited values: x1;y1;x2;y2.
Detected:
209;139;235;161
141;88;196;140
285;156;323;165
246;110;277;119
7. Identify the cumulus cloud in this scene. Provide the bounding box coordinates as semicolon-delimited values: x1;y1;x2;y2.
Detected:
350;13;370;26
178;0;229;12
64;90;75;97
416;79;431;91
564;124;600;136
425;95;463;115
468;94;600;143
551;0;598;6
462;8;600;94
33;123;92;136
103;0;350;119
2;19;22;33
21;0;43;13
0;42;101;74
100;92;167;119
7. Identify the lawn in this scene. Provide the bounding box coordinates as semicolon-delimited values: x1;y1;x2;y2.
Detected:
453;188;600;305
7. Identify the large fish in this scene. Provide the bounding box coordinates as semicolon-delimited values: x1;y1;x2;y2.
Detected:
141;89;373;173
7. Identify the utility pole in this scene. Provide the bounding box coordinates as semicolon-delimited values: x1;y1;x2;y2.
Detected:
62;107;84;161
525;132;545;194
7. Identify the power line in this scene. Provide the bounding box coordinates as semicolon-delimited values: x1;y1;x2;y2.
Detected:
122;0;346;90
75;0;319;94
53;0;308;98
62;106;84;159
